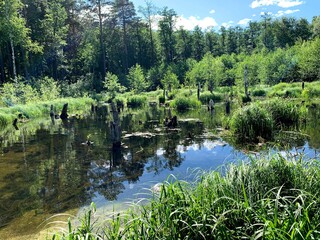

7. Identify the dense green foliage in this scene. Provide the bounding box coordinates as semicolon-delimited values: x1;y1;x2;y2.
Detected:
52;154;320;239
0;0;319;95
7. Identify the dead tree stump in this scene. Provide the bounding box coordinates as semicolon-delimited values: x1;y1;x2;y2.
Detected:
226;100;231;114
167;116;178;128
60;103;68;120
50;105;54;117
110;102;121;148
208;99;214;111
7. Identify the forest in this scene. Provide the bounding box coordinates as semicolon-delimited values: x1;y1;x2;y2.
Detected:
0;0;320;102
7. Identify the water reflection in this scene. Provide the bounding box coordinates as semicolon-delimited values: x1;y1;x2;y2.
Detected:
0;103;319;238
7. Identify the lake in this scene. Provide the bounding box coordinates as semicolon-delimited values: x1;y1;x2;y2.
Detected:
0;103;319;239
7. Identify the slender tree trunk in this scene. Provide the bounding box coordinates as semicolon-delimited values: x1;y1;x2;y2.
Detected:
148;17;155;64
10;36;18;85
122;6;129;73
0;48;5;83
20;45;30;80
135;23;142;65
98;0;106;92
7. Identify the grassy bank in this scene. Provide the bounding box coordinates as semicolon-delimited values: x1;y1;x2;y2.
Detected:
0;97;94;128
52;154;320;239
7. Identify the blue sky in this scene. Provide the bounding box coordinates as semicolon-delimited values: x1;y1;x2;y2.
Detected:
130;0;320;30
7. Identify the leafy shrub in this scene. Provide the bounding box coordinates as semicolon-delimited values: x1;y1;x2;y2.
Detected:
241;94;251;103
199;91;223;104
38;77;60;101
127;95;147;108
1;82;40;105
61;76;93;98
230;104;273;142
170;97;201;111
252;89;267;97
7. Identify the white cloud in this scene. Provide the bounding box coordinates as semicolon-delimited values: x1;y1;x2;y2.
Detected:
150;14;218;31
150;14;162;30
250;0;304;8
238;18;252;26
278;0;304;8
274;9;300;17
80;5;112;22
209;9;216;14
221;21;234;28
176;16;218;30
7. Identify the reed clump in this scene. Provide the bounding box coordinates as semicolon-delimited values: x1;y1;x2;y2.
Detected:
199;91;223;104
170;96;201;111
261;99;300;128
230;104;273;142
230;100;301;142
127;95;147;108
52;154;320;239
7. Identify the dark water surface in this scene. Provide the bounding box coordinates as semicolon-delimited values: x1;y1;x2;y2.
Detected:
0;103;319;239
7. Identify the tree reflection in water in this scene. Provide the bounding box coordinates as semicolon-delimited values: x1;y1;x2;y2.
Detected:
1;104;317;231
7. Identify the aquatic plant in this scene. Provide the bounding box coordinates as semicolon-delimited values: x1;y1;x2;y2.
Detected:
53;154;320;239
302;85;320;99
127;95;147;108
252;88;267;97
198;91;223;104
261;99;300;128
114;96;126;109
170;96;201;111
267;82;303;98
0;97;94;128
241;94;252;104
230;104;273;142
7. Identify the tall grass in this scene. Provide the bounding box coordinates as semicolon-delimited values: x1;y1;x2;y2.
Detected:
252;89;267;97
231;100;301;142
230;104;273;142
267;82;303;98
127;95;147;108
0;97;94;128
261;99;300;128
52;154;320;239
170;96;201;111
302;85;320;99
199;91;223;104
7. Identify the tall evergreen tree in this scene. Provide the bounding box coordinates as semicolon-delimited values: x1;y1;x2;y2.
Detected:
158;7;176;64
112;0;136;73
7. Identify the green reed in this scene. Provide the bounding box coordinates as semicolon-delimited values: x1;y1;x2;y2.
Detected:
52;154;320;239
170;96;201;111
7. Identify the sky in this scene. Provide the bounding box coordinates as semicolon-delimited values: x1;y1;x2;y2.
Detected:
130;0;320;30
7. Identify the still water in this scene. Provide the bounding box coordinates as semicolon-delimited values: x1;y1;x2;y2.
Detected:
0;103;319;239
